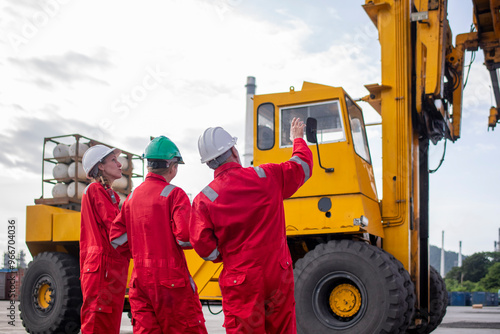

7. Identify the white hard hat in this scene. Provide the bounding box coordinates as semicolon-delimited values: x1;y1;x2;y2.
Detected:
198;127;237;163
82;145;121;178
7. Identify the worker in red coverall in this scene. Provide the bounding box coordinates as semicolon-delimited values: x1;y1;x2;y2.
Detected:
190;117;313;333
80;145;130;334
110;136;207;334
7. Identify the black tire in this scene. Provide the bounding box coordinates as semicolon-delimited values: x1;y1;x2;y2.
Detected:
427;266;448;332
407;266;447;334
294;239;414;334
387;253;416;330
19;252;82;334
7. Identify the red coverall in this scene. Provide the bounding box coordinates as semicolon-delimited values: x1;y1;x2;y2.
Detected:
190;138;313;333
110;172;207;334
80;182;129;334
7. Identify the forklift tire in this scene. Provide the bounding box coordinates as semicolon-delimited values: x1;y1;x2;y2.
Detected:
387;252;416;330
294;239;414;334
407;266;448;334
20;252;82;334
426;266;448;332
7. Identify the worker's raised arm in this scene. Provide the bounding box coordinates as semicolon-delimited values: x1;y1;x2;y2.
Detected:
280;117;313;198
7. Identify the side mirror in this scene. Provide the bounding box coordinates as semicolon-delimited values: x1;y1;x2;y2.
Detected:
306;117;334;173
306;117;318;144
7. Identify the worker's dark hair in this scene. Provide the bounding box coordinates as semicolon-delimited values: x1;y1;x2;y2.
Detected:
207;149;232;170
147;159;178;175
89;165;100;179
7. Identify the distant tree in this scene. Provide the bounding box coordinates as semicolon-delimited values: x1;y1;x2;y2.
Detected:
462;252;491;282
479;262;500;291
445;266;462;281
17;250;27;269
484;251;500;264
445;252;500;292
444;278;460;291
463;280;480;292
2;252;8;269
444;277;481;292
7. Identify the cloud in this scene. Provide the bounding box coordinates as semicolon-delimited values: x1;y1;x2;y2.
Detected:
0;106;102;174
5;0;41;10
119;136;151;158
7;50;113;88
1;0;40;20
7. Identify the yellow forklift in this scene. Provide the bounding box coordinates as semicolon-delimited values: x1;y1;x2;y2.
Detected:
184;1;500;333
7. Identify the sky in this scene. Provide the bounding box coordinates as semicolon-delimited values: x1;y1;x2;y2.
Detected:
0;0;498;264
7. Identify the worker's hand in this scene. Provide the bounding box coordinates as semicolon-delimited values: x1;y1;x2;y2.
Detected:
290;117;306;141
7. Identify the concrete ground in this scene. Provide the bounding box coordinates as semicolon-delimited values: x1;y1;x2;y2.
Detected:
433;305;500;334
119;303;225;334
0;301;225;334
0;301;498;333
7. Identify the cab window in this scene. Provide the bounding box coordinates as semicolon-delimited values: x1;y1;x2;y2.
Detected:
346;96;371;163
257;103;275;150
280;100;344;147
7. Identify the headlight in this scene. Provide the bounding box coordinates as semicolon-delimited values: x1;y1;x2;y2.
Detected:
353;215;368;227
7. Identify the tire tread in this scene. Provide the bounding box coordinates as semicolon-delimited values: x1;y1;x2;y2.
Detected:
20;252;82;334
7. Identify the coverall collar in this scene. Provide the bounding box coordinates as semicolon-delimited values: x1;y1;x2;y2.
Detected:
146;172;169;183
214;162;241;178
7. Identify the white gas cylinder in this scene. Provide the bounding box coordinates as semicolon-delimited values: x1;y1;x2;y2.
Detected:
118;156;129;171
68;162;86;179
52;163;69;179
117;192;127;203
67;182;87;199
52;183;68;198
69;142;89;160
53;144;71;163
112;175;129;190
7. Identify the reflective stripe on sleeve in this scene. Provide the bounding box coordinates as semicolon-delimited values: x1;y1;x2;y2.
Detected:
161;184;176;198
290;156;310;183
202;186;218;202
203;247;220;261
83;184;90;195
111;233;128;249
189;276;196;293
177;239;192;248
253;166;266;178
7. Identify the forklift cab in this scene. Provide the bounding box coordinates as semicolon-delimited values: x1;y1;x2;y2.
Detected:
253;82;384;239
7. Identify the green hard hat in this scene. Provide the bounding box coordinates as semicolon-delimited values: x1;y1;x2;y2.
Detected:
143;136;184;163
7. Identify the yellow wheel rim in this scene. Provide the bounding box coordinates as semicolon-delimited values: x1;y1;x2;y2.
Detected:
37;283;52;309
329;283;362;317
